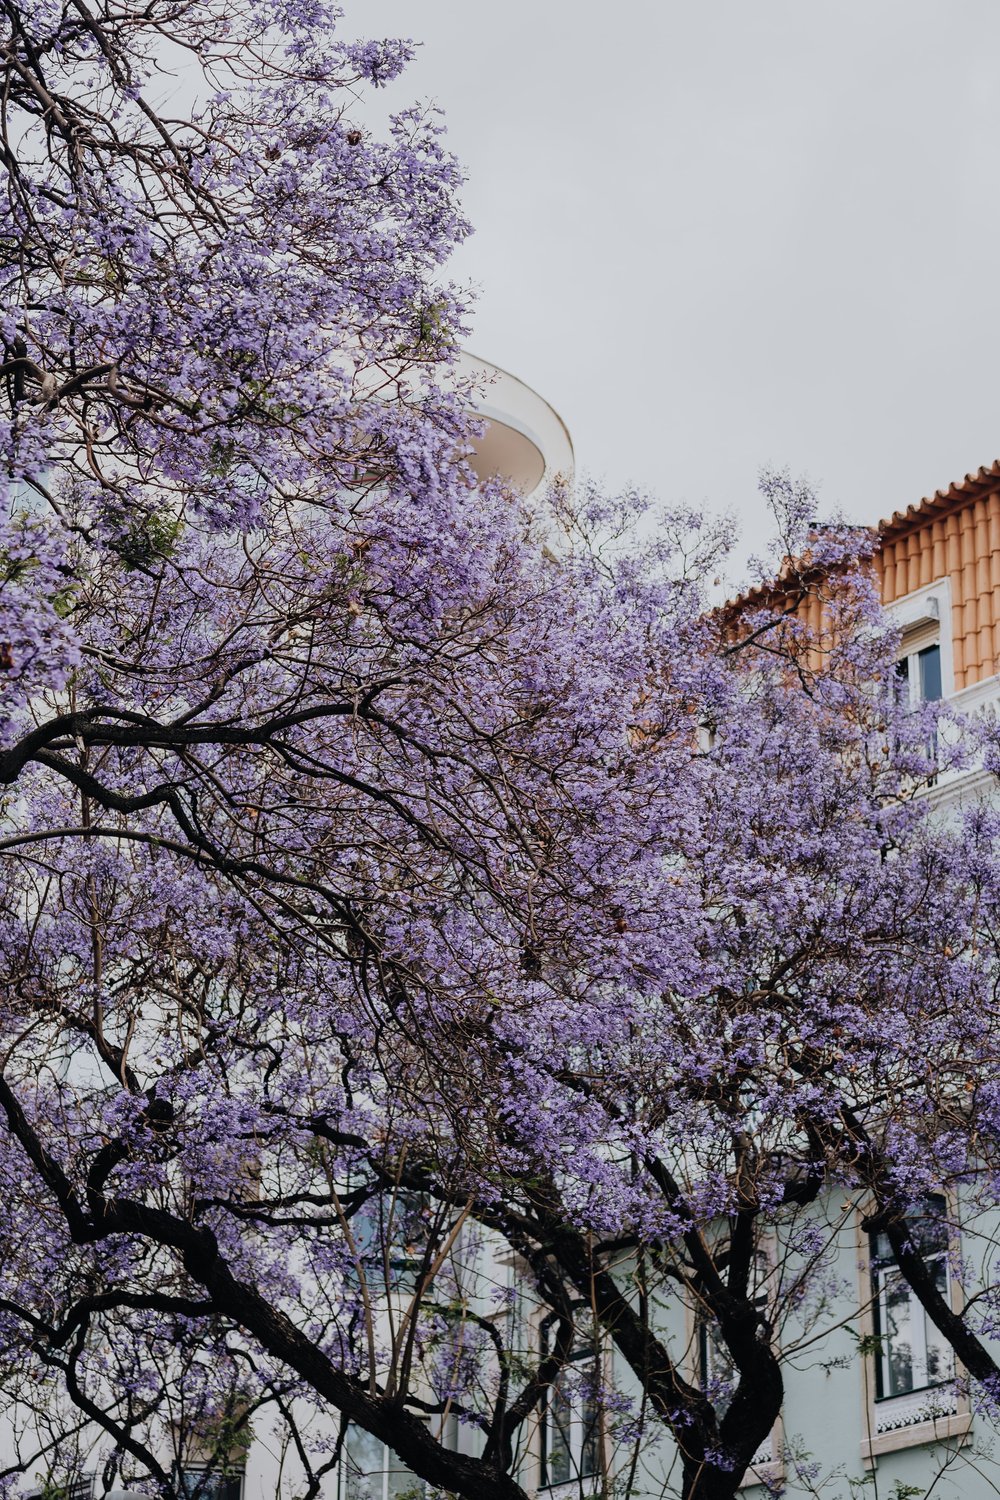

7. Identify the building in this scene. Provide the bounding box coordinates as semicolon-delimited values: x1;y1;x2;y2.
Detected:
14;397;1000;1499
323;461;1000;1499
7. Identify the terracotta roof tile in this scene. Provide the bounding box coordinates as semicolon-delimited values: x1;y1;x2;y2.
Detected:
724;461;1000;618
878;460;1000;542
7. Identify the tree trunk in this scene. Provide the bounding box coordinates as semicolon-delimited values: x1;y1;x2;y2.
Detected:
682;1460;744;1500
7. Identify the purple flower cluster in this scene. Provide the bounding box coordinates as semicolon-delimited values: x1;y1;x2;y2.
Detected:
0;7;999;1500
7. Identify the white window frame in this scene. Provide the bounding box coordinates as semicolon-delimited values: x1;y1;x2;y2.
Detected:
686;1248;784;1491
337;1429;423;1500
895;638;943;709
539;1337;600;1493
25;1477;95;1500
175;1468;245;1500
855;1196;971;1465
886;577;953;702
870;1199;953;1402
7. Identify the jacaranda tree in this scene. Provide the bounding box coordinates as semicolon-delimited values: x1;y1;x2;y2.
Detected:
4;7;1000;1500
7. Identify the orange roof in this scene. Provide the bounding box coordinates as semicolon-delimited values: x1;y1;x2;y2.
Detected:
878;459;1000;544
723;459;1000;620
721;459;1000;691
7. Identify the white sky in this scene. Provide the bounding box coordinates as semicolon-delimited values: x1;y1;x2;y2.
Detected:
353;1;1000;567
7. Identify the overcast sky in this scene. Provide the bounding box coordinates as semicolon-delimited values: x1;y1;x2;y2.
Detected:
352;2;1000;563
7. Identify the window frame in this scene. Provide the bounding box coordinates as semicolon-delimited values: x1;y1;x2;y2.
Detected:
855;1196;971;1466
336;1425;425;1500
174;1467;245;1500
895;639;943;709
886;578;953;704
869;1194;953;1403
350;1186;432;1299
24;1477;95;1500
538;1332;600;1493
685;1247;784;1491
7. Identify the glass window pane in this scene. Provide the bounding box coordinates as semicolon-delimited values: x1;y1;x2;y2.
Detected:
910;1196;949;1256
342;1427;385;1500
872;1227;893;1263
872;1195;948;1263
880;1267;914;1397
895;655;910;707
544;1386;572;1485
351;1191;427;1297
541;1336;602;1486
699;1321;736;1419
918;644;942;702
924;1254;955;1386
386;1454;424;1498
177;1475;243;1500
580;1394;599;1480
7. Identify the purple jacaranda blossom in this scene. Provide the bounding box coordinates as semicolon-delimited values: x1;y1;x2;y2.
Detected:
2;8;1000;1500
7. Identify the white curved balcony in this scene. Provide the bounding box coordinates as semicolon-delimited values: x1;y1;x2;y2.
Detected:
459;352;574;497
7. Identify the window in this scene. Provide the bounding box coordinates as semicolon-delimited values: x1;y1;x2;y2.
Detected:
699;1314;739;1418
26;1477;94;1500
540;1341;599;1490
889;582;948;709
895;642;942;708
698;1293;775;1470
351;1189;431;1297
176;1469;244;1500
338;1426;424;1500
869;1195;954;1404
894;634;943;777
